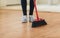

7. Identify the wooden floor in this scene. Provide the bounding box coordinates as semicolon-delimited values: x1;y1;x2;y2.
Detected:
0;9;60;38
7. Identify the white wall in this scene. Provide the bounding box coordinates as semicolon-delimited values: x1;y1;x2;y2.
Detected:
0;0;60;7
0;0;60;12
0;0;7;6
6;0;20;5
52;0;60;5
37;0;60;5
0;0;20;7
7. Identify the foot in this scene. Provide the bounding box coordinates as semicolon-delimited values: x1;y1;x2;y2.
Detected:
21;15;27;23
29;15;34;22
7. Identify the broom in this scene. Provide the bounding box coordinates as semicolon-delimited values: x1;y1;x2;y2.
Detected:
32;0;47;27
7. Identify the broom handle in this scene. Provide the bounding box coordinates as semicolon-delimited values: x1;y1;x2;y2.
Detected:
34;0;39;20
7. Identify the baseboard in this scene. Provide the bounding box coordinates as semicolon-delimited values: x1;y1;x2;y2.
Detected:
6;4;20;6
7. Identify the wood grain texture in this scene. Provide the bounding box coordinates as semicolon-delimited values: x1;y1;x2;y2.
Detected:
0;9;60;38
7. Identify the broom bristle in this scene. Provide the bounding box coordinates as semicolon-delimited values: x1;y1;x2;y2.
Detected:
32;19;47;27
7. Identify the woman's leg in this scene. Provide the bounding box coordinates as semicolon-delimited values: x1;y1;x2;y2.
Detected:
21;0;27;15
29;0;34;22
29;0;34;15
21;0;27;23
